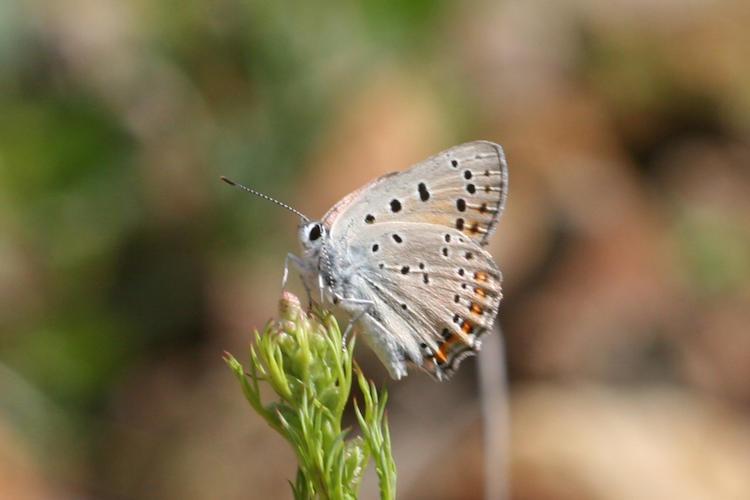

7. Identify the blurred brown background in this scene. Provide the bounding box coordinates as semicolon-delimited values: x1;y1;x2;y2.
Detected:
1;0;749;499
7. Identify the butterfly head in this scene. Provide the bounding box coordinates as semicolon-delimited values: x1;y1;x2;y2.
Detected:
299;220;327;255
298;220;333;295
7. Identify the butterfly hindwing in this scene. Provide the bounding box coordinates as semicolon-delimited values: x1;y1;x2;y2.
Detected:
345;222;502;379
323;141;508;247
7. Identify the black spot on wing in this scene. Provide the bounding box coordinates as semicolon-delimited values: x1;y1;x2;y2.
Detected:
418;183;430;201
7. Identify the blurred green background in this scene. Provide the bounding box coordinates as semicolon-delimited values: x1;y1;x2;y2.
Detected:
1;1;749;499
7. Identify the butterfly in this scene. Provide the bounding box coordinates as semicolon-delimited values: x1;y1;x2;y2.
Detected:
223;141;508;380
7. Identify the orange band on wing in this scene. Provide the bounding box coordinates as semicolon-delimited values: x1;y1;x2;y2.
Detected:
436;333;461;364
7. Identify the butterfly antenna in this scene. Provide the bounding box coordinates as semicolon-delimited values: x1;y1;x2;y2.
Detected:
220;176;310;222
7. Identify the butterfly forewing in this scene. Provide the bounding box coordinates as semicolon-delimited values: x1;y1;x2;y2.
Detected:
348;222;502;379
323;141;508;247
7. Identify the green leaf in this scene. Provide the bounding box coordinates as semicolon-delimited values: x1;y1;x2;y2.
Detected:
227;293;396;499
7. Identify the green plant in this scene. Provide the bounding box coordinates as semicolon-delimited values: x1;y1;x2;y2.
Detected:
225;292;396;500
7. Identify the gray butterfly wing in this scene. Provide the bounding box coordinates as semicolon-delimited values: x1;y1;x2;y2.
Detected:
344;221;502;380
322;141;508;247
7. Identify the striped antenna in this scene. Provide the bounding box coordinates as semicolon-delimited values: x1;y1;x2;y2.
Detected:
220;176;309;222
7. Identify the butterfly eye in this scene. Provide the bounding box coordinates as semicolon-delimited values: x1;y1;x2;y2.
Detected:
308;224;322;241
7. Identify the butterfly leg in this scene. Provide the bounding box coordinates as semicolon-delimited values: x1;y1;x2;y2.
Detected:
318;274;326;305
333;296;375;341
283;253;313;308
